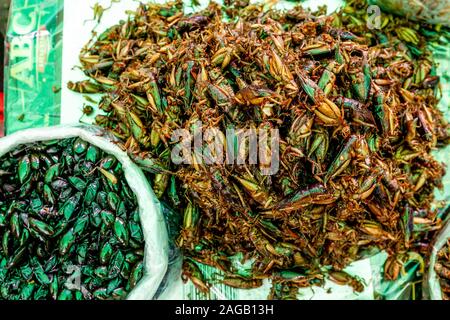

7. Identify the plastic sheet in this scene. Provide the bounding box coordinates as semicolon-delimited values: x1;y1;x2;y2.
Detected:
3;0;449;301
0;125;169;299
157;252;390;300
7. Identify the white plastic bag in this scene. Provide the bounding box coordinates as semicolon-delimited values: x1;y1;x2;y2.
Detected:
424;219;450;300
0;124;169;300
368;0;450;26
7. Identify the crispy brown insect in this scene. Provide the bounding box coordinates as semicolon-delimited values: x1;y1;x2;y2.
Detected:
68;0;450;298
